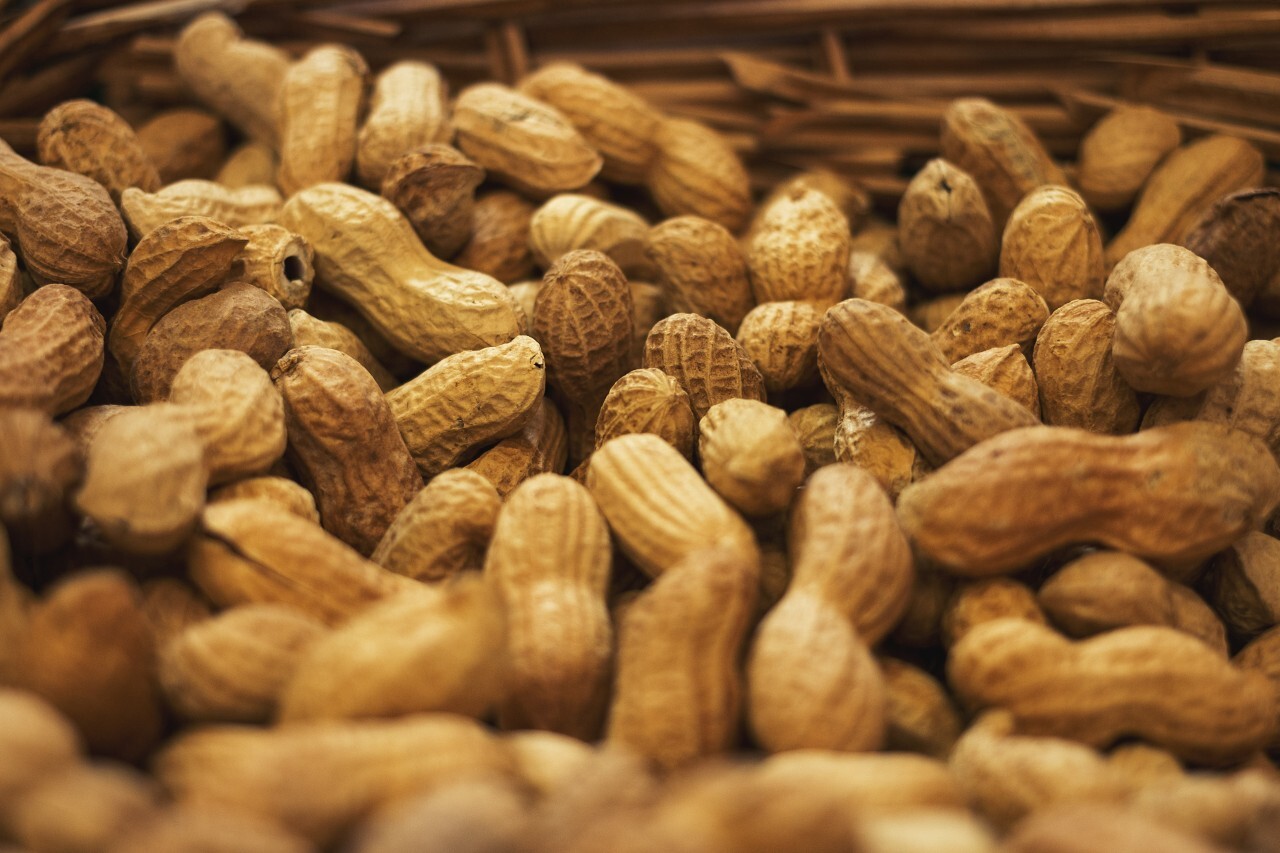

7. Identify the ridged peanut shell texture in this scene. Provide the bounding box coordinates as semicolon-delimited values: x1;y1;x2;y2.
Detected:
120;181;282;241
594;368;697;459
898;158;997;293
930;277;1049;365
273;346;422;555
520;62;662;185
643;313;766;420
1032;299;1140;434
647;118;752;233
453;83;602;198
1104;243;1247;397
281;183;522;364
529;194;650;275
645;215;754;333
386;335;546;477
949;619;1276;764
36;99;160;200
1184;187;1280;309
699;399;806;518
487;474;613;739
939;97;1067;228
818;298;1038;467
356;61;451;189
897;422;1280;576
736;301;822;394
747;186;851;305
0;284;104;415
276;44;368;197
381;144;484;261
1000;185;1105;310
372;468;500;582
1076;105;1182;212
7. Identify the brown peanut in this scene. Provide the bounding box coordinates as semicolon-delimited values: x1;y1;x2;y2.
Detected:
698;399;805;517
594;368;696;460
380;144;484;260
951;344;1040;416
735;301;822;394
1077;105;1181;212
643;313;766;420
647;117;752;233
645;215;754;333
1201;531;1280;641
0;408;80;554
999;185;1105;310
453;190;537;283
1032;298;1141;434
747;186;850;305
121;180;282;241
135;108;226;183
230;224;315;310
37;99;159;201
930;277;1049;364
0;292;108;418
898;158;996;293
371;468;500;583
1185;187;1280;310
287;308;396;392
466;397;569;497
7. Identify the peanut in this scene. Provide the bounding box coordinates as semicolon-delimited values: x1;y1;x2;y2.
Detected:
647;117;752;233
0;408;80;555
230;224;315;310
276;45;368;196
135;108;226;183
216;141;277;187
735;300;822;393
1186;187;1280;310
942;578;1047;646
8;764;160;853
356;61;450;189
453;189;537;283
466;397;569;497
1032;298;1141;433
930;277;1049;364
746;185;851;305
1200;531;1280;641
593;368;696;460
371;468;500;582
1076;104;1181;212
645;215;754;333
787;403;837;476
643;313;766;420
380;144;484;260
208;476;318;523
530;193;650;276
999;185;1105;310
880;657;963;759
287;308;396;392
951;344;1040;416
698;399;806;517
120;180;282;241
898;158;997;292
36;99;160;201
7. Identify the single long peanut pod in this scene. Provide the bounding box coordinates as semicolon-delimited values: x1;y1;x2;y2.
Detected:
153;715;518;846
0;140;127;298
1104;243;1247;397
109;216;248;373
189;499;409;626
277;45;368;196
273;346;422;555
454;83;602;198
643;313;766;420
898;158;997;293
645;215;754;333
75;405;207;555
279;577;507;723
818;298;1039;467
898;422;1280;576
231;224;314;310
37;99;160;201
1000;185;1105;310
120;180;282;241
747;186;851;305
386;336;545;477
0;284;104;415
287;308;396;392
174;13;288;148
699;399;805;517
280;183;524;364
372;468;500;582
647;117;752;233
466;397;568;497
587;433;756;577
356;61;451;189
487;475;612;739
594;368;696;460
158;604;327;723
1032;299;1141;434
940;97;1067;228
949;619;1277;764
1105;135;1265;267
520;63;663;185
608;545;758;770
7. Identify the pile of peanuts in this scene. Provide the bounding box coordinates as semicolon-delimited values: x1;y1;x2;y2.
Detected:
2;10;1280;853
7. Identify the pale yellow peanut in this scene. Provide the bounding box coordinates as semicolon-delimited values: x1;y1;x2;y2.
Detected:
699;399;806;517
277;45;369;196
645;215;754;333
1000;185;1104;310
356;61;450;189
747;185;850;305
120;180;282;241
530;194;650;275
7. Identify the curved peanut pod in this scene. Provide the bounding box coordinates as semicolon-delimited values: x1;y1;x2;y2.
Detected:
277;45;368;197
280;183;524;364
818;298;1038;467
371;468;499;582
0;284;104;415
949;619;1277;764
897;422;1280;576
487;474;612;739
120;180;282;241
607;545;758;770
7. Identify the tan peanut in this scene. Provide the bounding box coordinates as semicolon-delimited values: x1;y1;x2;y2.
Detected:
380;144;484;260
453;190;537;283
587;433;756;577
209;476;318;523
138;578;212;650
942;578;1047;647
8;764;160;853
189;498;409;625
645;215;754;333
747;185;851;305
231;224;314;310
1032;298;1141;433
643;313;766;420
820;356;918;500
1077;105;1181;212
940;97;1067;228
454;83;602;198
135;108;226;183
788;403;837;476
0;140;127;298
647;117;752;233
466;397;569;497
158;604;327;723
735;301;822;393
608;545;758;769
951;344;1040;416
37;99;159;200
747;464;911;753
0;234;20;320
898;158;997;293
120;180;282;241
273;346;421;554
1201;531;1280;641
880;657;963;759
276;45;368;196
356;61;451;189
698;399;805;517
897;422;1280;576
279;576;506;723
0;285;103;417
949;619;1277;763
281;183;524;364
1105;134;1264;267
216;141;277;187
594;368;697;460
371;468;501;582
1000;185;1105;310
287;308;396;392
530;194;650;275
1104;243;1247;396
756;751;963;813
0;689;81;807
108;216;248;374
763;170;871;234
174;13;288;148
930;277;1049;364
1038;551;1227;653
818;297;1038;467
487;474;612;739
386;335;545;477
520;62;663;185
0;408;80;555
848;249;907;313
